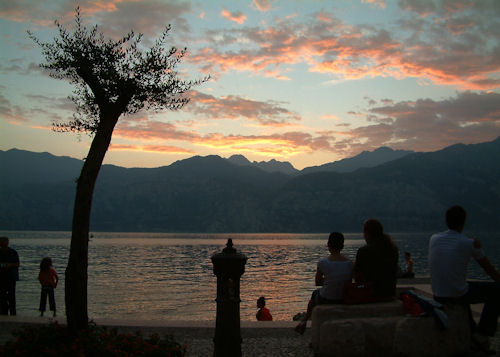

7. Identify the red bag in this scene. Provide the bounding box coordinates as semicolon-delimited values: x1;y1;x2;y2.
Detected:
400;293;424;316
344;282;377;304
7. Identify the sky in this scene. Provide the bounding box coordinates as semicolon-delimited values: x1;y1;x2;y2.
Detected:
1;0;499;170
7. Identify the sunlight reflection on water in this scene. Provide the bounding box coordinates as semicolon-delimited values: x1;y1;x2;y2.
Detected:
2;231;498;321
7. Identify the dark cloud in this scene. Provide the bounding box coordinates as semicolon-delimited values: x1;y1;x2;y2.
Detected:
26;94;75;111
0;93;29;124
347;91;500;152
185;91;301;127
1;1;192;43
91;0;192;41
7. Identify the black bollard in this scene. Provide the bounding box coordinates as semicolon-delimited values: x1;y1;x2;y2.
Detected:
211;238;247;357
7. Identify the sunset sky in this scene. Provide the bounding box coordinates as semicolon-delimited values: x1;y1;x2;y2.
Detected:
1;0;499;170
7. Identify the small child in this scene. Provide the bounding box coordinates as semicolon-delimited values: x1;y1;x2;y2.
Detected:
38;257;59;317
256;296;273;321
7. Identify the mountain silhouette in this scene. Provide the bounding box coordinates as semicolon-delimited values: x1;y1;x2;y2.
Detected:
1;137;498;232
301;147;413;175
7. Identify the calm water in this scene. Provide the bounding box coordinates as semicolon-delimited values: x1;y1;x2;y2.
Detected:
1;231;499;321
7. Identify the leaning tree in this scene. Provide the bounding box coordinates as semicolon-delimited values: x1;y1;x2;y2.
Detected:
28;7;208;331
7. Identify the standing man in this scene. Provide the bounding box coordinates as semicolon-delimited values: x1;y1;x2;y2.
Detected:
429;206;500;353
0;236;20;315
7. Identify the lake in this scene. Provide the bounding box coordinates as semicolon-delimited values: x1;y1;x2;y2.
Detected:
1;231;499;321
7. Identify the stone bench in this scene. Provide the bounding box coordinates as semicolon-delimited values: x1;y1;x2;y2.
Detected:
311;298;471;357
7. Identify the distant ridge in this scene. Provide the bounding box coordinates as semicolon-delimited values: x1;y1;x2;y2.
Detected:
227;146;413;175
228;155;299;175
1;137;499;232
301;147;414;174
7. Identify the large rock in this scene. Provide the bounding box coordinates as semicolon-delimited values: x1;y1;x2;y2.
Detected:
311;300;471;357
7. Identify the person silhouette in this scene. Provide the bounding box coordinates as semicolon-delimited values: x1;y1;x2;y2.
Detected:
354;219;399;301
295;232;352;334
256;296;272;321
0;236;20;315
38;257;59;317
429;205;500;353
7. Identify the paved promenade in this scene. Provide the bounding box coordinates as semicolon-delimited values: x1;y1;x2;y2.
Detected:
1;280;498;356
0;317;313;357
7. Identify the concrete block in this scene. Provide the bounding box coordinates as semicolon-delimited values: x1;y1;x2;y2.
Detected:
311;300;405;349
311;301;471;357
317;319;366;357
314;317;400;357
393;304;471;357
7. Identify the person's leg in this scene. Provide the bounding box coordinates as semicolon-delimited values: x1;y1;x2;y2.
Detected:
0;285;8;315
464;281;500;337
48;287;56;316
40;287;47;316
435;295;477;333
295;290;319;334
7;281;16;315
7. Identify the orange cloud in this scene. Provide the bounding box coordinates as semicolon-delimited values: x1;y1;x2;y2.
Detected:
362;0;386;9
221;8;247;24
317;11;334;23
253;0;273;12
320;114;339;121
113;116;338;159
193;133;315;158
115;120;198;142
190;6;499;90
110;144;194;154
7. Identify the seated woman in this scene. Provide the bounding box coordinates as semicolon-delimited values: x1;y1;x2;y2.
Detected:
354;219;399;301
295;232;353;334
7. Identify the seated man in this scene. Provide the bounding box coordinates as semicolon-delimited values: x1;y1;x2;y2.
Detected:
429;205;500;353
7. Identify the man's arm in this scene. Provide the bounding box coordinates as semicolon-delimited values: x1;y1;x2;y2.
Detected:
473;238;500;282
476;256;500;282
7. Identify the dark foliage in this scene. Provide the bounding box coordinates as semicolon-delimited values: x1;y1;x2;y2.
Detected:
0;322;186;356
28;7;207;134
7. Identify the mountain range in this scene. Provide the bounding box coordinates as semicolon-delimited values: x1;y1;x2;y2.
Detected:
1;137;499;232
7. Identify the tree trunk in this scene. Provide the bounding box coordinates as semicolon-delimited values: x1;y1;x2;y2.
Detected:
65;113;119;332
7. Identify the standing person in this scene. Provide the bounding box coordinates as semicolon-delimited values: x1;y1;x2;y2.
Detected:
429;205;500;353
354;219;399;301
295;232;353;334
0;236;20;315
38;257;59;317
256;296;273;321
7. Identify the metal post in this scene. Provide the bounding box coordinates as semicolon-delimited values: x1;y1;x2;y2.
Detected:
211;239;247;357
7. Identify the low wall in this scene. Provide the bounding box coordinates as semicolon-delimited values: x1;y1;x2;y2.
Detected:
311;299;471;357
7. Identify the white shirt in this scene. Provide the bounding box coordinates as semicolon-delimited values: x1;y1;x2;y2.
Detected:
428;229;485;298
318;258;353;300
